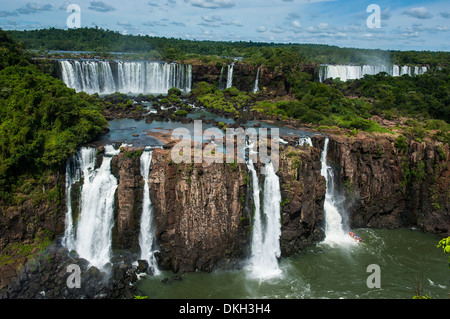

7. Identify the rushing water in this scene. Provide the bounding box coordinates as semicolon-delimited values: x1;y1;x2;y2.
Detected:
320;137;355;247
246;160;282;280
139;148;160;275
136;228;449;299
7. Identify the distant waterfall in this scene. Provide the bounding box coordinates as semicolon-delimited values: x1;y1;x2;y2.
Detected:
138;148;160;275
320;138;354;246
59;60;192;94
319;64;428;82
218;66;225;91
253;67;260;93
63;145;120;269
247;159;282;280
226;63;234;89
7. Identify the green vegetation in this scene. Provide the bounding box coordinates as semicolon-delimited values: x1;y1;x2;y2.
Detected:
437;237;450;268
7;28;450;67
0;29;108;203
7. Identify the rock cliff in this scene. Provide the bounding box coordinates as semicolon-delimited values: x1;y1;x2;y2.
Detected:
326;134;449;236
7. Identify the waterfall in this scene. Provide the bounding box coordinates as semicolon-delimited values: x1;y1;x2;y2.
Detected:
253;67;260;93
299;136;312;147
59;60;192;95
226;63;234;89
138;148;160;275
319;64;428;82
247;159;282;280
320;138;354;246
63;148;91;251
59;60;116;94
63;145;120;269
218;66;225;91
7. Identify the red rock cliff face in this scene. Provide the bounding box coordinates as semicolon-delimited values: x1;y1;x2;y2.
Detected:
327;134;449;236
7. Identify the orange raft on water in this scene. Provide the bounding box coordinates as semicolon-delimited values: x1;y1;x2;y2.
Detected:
349;232;363;243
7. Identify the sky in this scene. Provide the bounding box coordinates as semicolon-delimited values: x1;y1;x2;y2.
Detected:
0;0;449;51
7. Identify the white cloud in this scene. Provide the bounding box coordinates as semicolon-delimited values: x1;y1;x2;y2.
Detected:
88;1;116;12
189;0;235;9
16;2;53;14
402;7;433;19
256;26;266;33
117;21;131;27
292;20;302;29
201;15;222;22
222;20;243;27
401;31;420;38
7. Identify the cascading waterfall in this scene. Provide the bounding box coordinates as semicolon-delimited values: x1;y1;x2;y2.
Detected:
226;63;234;89
319;64;428;82
59;60;192;95
299;136;313;147
138;148;160;275
253;67;260;93
63;145;120;269
59;60;116;95
320;138;354;246
218;66;225;91
246;158;282;280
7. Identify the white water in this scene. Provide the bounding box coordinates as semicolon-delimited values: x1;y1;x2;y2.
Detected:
253;67;260;93
226;63;234;89
320;138;355;247
59;60;192;94
319;64;427;82
247;160;282;280
299;136;313;147
62;147;95;251
138;149;160;275
66;145;120;269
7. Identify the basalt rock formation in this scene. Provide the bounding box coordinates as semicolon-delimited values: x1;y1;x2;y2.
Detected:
326;134;449;236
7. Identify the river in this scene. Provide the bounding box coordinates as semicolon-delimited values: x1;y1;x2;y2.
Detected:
136;228;449;299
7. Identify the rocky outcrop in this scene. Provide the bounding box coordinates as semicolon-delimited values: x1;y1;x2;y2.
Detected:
327;134;450;236
278;143;326;256
0;172;66;291
111;149;144;251
148;148;250;273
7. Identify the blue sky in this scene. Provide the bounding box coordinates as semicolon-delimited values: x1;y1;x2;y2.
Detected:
0;0;449;51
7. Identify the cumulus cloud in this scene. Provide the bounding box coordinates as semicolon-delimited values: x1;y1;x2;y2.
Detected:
117;21;131;27
16;2;53;15
440;12;450;19
189;0;235;9
401;31;420;38
222;20;243;27
256;26;266;33
201;15;222;22
0;11;18;17
402;7;433;19
88;1;116;12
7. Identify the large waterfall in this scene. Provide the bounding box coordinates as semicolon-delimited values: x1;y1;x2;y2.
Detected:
319;64;428;82
63;145;120;269
59;60;192;95
138;148;160;275
246;159;282;280
320;138;354;246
